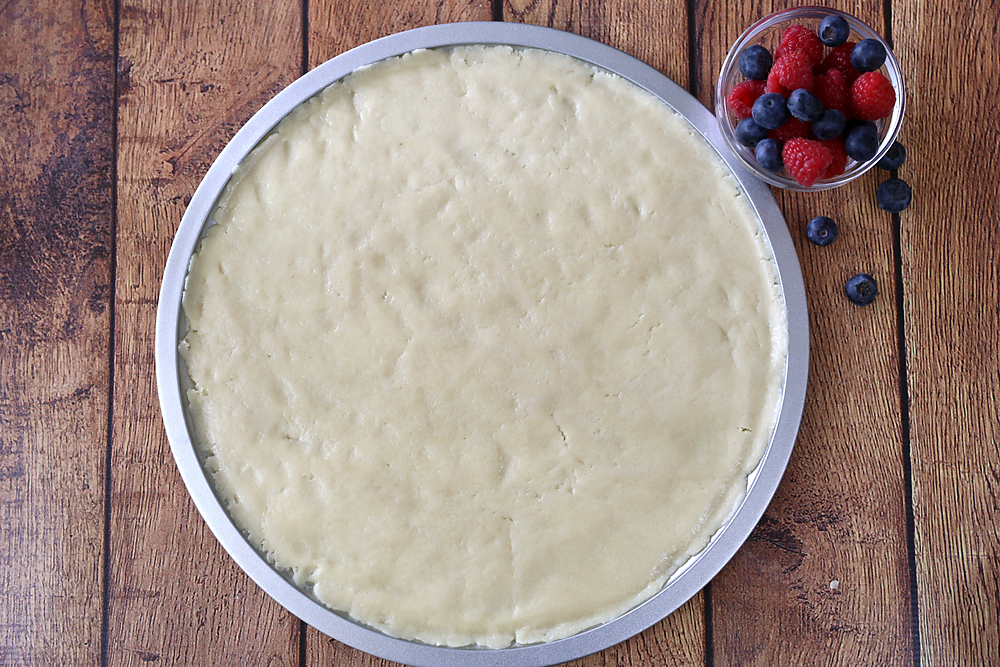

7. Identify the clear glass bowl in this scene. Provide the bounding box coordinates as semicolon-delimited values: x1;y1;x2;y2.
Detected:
716;7;906;192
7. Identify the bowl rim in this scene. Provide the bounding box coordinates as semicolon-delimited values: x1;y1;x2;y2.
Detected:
715;6;906;191
155;21;809;667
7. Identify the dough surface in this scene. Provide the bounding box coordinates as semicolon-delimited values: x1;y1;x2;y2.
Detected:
181;46;787;647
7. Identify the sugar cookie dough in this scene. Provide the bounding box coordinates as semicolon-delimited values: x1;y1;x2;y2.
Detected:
181;45;787;648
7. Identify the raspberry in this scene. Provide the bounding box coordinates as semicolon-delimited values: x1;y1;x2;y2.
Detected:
727;80;766;120
775;25;825;65
850;71;896;120
818;137;848;177
769;117;810;144
820;43;861;84
767;51;815;95
765;71;789;96
783;137;833;187
813;68;850;114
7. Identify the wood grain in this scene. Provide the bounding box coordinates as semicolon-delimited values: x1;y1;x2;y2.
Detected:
105;1;303;664
305;3;497;664
308;0;493;67
0;1;114;665
501;1;705;665
304;1;704;664
506;0;688;87
895;0;1000;663
692;1;915;664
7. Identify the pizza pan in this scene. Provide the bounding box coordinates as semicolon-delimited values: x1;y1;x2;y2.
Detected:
156;21;808;667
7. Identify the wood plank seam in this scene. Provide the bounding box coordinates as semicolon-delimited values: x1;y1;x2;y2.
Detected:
685;0;698;98
704;583;714;667
302;0;310;81
893;197;922;667
883;2;922;665
687;4;709;663
100;1;123;666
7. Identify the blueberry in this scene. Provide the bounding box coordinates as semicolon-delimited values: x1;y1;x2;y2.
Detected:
845;273;878;306
755;138;783;172
735;118;770;147
844;123;879;162
818;15;850;47
738;45;773;81
787;89;824;121
812;109;847;140
751;93;790;130
876;177;912;212
850;39;887;73
846;119;878;134
876;141;907;170
806;216;838;246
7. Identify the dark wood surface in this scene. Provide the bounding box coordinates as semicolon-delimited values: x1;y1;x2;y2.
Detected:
2;0;998;665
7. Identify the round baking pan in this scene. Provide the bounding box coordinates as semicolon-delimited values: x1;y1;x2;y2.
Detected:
156;21;808;667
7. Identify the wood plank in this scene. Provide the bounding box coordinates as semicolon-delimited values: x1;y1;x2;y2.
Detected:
308;0;493;67
691;2;914;665
0;0;114;665
503;1;705;665
307;5;499;664
894;0;1000;663
106;1;304;664
306;1;703;664
506;0;689;87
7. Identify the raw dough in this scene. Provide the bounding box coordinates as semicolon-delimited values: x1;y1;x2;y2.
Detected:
181;45;787;648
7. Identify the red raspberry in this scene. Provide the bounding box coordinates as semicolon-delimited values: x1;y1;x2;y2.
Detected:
776;25;825;66
818;137;848;178
813;68;850;114
765;70;789;95
783;137;833;187
769;117;810;144
727;80;766;120
850;71;896;120
820;43;861;84
767;51;814;95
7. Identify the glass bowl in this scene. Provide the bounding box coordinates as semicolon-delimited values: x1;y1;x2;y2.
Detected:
716;7;906;192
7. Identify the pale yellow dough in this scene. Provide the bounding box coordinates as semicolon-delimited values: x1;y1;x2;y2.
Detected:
181;46;787;648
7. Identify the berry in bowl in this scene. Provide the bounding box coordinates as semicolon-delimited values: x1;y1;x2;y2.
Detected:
716;7;905;191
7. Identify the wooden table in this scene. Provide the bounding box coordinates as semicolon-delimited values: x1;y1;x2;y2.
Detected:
3;0;998;664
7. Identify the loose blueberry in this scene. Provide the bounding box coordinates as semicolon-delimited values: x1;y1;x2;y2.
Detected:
738;45;773;81
844;123;879;162
787;89;824;121
818;15;850;47
876;141;907;170
806;216;838;246
735;118;769;147
755;138;783;172
845;273;878;306
850;39;887;73
876;177;912;212
812;109;847;140
751;93;790;130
